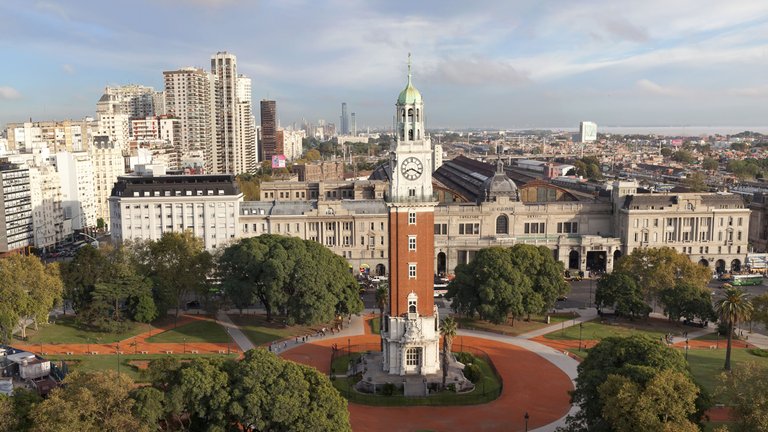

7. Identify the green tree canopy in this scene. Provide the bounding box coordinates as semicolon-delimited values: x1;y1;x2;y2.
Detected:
595;272;651;319
219;235;362;324
659;281;716;323
447;245;568;324
599;369;700;432
0;254;62;341
565;335;706;432
683;171;708;192
613;247;710;301
671;150;695;164
30;370;149;432
717;362;768;431
701;157;719;171
134;232;214;323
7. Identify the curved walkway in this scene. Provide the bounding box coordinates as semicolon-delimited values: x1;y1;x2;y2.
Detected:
281;313;579;432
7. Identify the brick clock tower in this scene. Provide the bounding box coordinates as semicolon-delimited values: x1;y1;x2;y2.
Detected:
381;56;441;376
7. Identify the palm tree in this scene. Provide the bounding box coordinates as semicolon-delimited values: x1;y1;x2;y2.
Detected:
715;285;753;371
375;283;388;319
440;316;458;387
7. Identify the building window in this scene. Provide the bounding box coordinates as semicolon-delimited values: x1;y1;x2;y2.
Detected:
557;222;578;234
408;211;416;225
408;236;416;251
434;223;447;235
408;264;416;279
495;215;508;234
524;222;545;234
459;223;480;235
406;347;420;366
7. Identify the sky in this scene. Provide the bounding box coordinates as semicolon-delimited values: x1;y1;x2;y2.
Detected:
1;0;768;131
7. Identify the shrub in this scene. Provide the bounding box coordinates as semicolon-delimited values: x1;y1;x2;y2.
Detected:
464;363;483;383
381;382;396;396
748;348;768;358
455;352;474;364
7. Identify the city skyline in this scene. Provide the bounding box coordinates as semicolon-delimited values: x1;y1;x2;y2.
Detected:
1;0;768;130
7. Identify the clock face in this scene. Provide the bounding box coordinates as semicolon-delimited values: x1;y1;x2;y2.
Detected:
400;156;424;180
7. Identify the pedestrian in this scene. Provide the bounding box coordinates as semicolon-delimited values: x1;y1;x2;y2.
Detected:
283;341;287;349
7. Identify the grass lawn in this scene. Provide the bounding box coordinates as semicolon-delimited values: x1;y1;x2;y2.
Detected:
368;317;381;335
19;316;173;344
456;312;579;337
228;314;320;345
47;353;238;382
687;348;768;403
331;353;362;375
544;317;684;341
332;352;502;406
703;421;735;432
146;320;230;344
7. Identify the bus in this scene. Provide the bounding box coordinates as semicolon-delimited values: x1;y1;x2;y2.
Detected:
434;283;448;298
731;274;764;286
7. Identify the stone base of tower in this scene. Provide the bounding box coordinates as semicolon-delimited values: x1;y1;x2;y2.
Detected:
381;310;440;376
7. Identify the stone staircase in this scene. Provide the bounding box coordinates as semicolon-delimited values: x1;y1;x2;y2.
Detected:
403;379;427;397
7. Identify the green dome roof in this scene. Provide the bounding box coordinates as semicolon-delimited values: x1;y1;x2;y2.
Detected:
397;74;422;105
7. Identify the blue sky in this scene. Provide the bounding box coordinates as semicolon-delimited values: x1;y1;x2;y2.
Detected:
1;0;768;130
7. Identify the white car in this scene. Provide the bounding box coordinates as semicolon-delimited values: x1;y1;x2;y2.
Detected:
0;378;13;396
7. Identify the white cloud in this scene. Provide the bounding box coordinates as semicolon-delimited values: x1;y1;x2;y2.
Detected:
425;58;529;86
636;79;681;96
0;87;22;100
62;64;75;74
729;85;768;97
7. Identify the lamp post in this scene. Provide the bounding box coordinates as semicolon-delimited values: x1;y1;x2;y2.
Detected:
134;336;137;355
524;412;530;432
227;329;231;355
116;343;121;377
579;322;583;351
685;338;689;360
183;337;187;354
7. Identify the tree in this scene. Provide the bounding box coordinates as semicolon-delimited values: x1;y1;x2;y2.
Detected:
130;294;158;324
375;283;388;318
599;369;700;432
595;272;651;319
136;232;214;324
660;147;673;157
0;254;63;341
447;245;567;325
227;349;351;432
61;245;107;314
0;395;18;432
717;362;768;431
130;387;165;430
30;370;150;432
714;285;753;371
565;335;706;432
219;235;362;324
672;150;695;164
659;281;716;323
613;247;710;301
305;148;321;161
751;293;768;329
683;171;708;192
702;157;719;171
440;316;458;387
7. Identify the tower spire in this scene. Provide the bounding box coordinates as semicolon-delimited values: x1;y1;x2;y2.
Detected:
407;52;412;84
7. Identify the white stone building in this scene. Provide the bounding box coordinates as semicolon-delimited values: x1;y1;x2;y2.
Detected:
109;174;243;250
29;162;67;249
53;152;97;231
90;138;126;228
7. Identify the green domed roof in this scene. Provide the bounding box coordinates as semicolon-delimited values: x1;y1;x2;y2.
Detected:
397;75;422;105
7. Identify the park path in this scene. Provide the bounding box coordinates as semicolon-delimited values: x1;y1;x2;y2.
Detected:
216;311;255;352
517;308;598;340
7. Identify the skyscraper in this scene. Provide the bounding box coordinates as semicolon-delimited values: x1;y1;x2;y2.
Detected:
341;102;349;135
210;52;256;174
260;100;277;162
163;67;217;172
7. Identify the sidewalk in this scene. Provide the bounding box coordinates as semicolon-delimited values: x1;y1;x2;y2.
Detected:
517;308;599;340
215;311;255;352
263;310;369;355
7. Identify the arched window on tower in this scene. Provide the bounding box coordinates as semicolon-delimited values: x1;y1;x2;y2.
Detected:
496;215;509;234
408;129;414;140
416;109;420;122
408;108;414;122
401;109;406;121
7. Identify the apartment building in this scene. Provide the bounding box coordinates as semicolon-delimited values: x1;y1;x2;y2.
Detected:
109;173;243;250
0;161;33;253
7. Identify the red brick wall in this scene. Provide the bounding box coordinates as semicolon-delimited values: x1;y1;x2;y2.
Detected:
389;207;435;317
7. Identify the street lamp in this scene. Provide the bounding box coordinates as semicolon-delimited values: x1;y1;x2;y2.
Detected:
579;322;583;351
183;337;187;354
116;343;121;377
685;338;689;360
524;412;530;432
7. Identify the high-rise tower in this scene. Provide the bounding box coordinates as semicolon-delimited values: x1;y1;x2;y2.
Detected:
260;100;277;162
341;102;349;135
381;55;440;376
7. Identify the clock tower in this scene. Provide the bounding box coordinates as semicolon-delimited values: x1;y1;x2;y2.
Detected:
381;55;441;376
